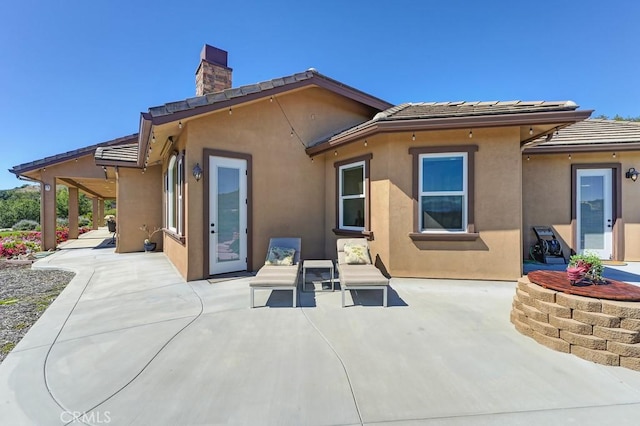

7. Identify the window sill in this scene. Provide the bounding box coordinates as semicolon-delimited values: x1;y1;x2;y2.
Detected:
409;232;479;241
164;229;186;245
332;228;374;240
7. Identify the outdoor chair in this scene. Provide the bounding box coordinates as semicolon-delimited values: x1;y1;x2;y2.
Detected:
337;238;389;307
249;237;301;308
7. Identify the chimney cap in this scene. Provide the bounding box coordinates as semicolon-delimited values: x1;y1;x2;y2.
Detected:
200;44;228;68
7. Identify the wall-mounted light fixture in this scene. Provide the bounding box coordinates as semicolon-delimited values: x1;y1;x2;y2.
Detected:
626;167;640;182
178;121;183;129
468;129;473;138
193;163;203;182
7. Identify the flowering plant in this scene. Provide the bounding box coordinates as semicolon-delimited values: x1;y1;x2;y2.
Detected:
568;252;604;283
104;215;116;223
0;227;90;259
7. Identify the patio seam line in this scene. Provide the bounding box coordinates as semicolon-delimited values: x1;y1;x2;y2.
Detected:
364;401;640;424
299;306;364;426
23;314;201;350
63;281;205;425
74;280;189;301
43;267;96;417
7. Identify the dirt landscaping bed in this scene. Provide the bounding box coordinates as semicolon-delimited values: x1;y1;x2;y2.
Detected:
0;261;75;364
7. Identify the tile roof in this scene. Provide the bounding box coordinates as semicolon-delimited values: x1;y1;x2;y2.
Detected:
535;119;640;147
377;100;579;120
95;143;139;164
10;133;139;175
146;69;391;119
315;101;581;145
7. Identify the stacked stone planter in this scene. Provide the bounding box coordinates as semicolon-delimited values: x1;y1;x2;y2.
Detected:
511;276;640;372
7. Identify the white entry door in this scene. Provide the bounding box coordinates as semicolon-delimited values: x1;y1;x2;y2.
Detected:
209;156;247;275
576;168;612;259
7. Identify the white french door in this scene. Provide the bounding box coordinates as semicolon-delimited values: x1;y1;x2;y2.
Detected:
576;168;612;259
209;156;247;275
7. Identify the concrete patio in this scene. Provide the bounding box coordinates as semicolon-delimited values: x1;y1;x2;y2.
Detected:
2;230;640;425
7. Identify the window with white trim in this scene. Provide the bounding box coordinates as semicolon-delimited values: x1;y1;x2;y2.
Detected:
166;153;184;235
338;160;366;231
419;152;467;232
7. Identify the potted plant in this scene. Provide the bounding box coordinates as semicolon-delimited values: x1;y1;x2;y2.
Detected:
567;252;605;285
105;215;116;232
139;224;162;252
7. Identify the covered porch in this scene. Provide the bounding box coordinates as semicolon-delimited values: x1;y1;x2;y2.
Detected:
9;134;138;251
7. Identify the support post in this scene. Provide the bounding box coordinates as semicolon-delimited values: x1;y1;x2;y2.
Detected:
68;186;79;239
91;197;100;230
40;178;57;251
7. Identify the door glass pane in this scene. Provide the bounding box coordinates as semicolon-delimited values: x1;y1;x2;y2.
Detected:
421;196;463;230
422;157;463;192
580;175;604;250
217;167;240;262
342;166;364;196
343;198;365;227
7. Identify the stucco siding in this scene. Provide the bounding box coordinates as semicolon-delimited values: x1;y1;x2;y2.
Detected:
116;166;164;254
326;128;524;281
170;86;375;280
523;151;640;262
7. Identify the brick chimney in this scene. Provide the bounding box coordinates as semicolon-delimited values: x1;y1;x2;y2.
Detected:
195;45;233;96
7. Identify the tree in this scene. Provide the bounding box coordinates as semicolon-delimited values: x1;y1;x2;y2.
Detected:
593;114;640;122
56;186;92;219
0;185;40;228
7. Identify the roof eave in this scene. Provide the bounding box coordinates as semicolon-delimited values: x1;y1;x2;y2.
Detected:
524;141;640;155
95;158;140;168
137;72;392;162
146;74;391;127
10;133;139;176
138;113;153;167
306;109;593;156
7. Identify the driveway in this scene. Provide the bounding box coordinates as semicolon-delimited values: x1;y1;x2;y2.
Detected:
2;241;640;425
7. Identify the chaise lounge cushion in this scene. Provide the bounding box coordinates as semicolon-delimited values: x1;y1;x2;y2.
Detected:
250;265;300;287
339;264;388;286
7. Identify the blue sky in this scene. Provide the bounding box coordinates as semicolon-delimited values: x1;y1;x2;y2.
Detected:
1;0;638;190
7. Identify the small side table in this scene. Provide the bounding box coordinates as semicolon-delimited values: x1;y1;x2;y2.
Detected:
302;260;335;292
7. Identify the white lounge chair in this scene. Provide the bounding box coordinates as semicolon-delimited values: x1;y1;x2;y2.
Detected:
249;238;301;308
337;238;389;307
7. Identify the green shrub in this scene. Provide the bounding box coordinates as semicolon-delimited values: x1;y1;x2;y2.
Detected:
56;218;69;226
568;251;604;282
104;208;116;218
12;219;39;231
79;216;91;227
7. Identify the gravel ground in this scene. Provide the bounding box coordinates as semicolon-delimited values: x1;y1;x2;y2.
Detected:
0;261;75;364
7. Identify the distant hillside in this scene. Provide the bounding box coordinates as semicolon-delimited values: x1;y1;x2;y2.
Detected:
13;184;39;193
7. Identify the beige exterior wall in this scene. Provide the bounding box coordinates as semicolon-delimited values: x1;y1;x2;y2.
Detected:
326;127;524;281
163;86;377;281
523;151;640;261
115;166;164;254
